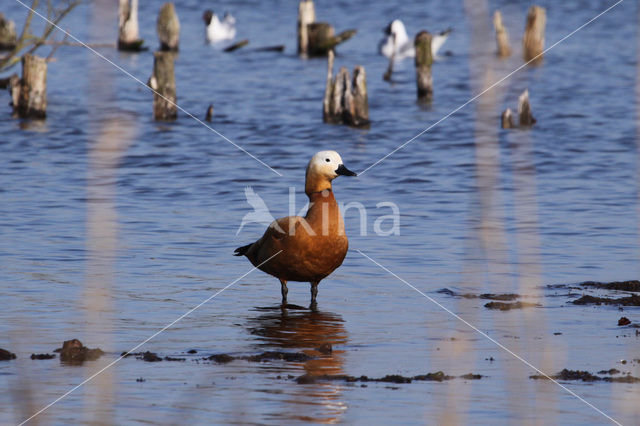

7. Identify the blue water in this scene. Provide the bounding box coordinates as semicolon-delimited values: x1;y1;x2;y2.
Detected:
1;0;639;424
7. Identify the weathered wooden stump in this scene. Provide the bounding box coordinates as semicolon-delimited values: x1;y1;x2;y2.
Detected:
322;50;369;127
205;104;213;122
493;11;511;58
0;13;17;50
10;54;47;119
148;52;177;120
352;66;368;123
296;0;356;56
523;6;545;63
157;2;180;51
501;90;535;129
297;0;316;54
414;31;433;102
501;108;513;129
118;0;145;51
517;89;535;127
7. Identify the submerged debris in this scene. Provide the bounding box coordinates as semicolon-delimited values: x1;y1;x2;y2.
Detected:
31;353;55;360
597;369;621;375
203;351;313;364
484;301;540;311
437;288;520;301
57;339;103;365
139;351;162;362
530;368;640;383
246;351;313;362
0;348;16;361
581;280;640;292
618;317;631;326
571;294;640;306
295;371;478;385
206;354;234;364
164;356;186;362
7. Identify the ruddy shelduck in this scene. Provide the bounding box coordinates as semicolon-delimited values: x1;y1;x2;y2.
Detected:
234;151;357;307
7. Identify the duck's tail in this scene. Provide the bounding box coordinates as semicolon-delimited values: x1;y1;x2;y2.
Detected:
234;243;252;256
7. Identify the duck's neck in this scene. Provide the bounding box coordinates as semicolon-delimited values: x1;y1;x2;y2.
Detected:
305;169;333;197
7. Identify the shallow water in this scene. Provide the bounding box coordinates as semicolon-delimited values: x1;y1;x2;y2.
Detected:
1;0;640;424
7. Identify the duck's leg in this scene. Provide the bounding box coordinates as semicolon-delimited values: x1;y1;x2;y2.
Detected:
280;279;288;306
310;281;319;309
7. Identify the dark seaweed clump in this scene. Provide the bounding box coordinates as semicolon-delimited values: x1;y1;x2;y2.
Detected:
31;353;56;360
571;294;640;306
580;280;640;292
437;288;519;301
205;351;313;364
0;348;16;361
530;369;640;383
484;301;540;311
295;371;482;385
57;339;103;365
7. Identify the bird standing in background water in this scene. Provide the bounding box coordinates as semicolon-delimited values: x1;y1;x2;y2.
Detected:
203;10;236;43
379;19;452;60
234;151;357;309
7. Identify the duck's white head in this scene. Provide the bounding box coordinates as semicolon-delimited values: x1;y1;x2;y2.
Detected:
305;151;356;194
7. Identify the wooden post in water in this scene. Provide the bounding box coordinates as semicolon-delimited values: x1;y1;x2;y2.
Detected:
118;0;144;51
296;0;355;56
297;0;316;55
148;52;177;120
205;104;213;122
414;31;433;102
157;2;180;51
501;108;513;129
10;54;47;119
322;49;335;122
322;51;369;127
352;66;368;125
517;89;535;126
493;11;511;57
522;6;545;62
500;90;535;129
0;13;17;50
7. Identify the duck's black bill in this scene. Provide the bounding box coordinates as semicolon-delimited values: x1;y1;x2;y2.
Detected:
336;164;357;177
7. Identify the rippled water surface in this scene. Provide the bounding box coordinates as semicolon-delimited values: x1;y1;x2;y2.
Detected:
1;0;640;424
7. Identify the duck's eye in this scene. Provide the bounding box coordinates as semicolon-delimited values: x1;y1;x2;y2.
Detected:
325;158;330;162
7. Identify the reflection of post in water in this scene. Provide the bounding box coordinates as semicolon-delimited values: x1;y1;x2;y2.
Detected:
248;308;348;422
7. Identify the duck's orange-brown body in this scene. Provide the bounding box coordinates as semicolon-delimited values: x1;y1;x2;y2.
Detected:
243;189;348;282
234;150;356;307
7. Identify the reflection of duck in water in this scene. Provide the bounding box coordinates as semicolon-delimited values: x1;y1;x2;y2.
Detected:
248;308;347;376
248;308;348;422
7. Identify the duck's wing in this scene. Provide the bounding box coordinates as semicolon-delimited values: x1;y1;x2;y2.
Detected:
431;27;452;56
236;216;304;264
